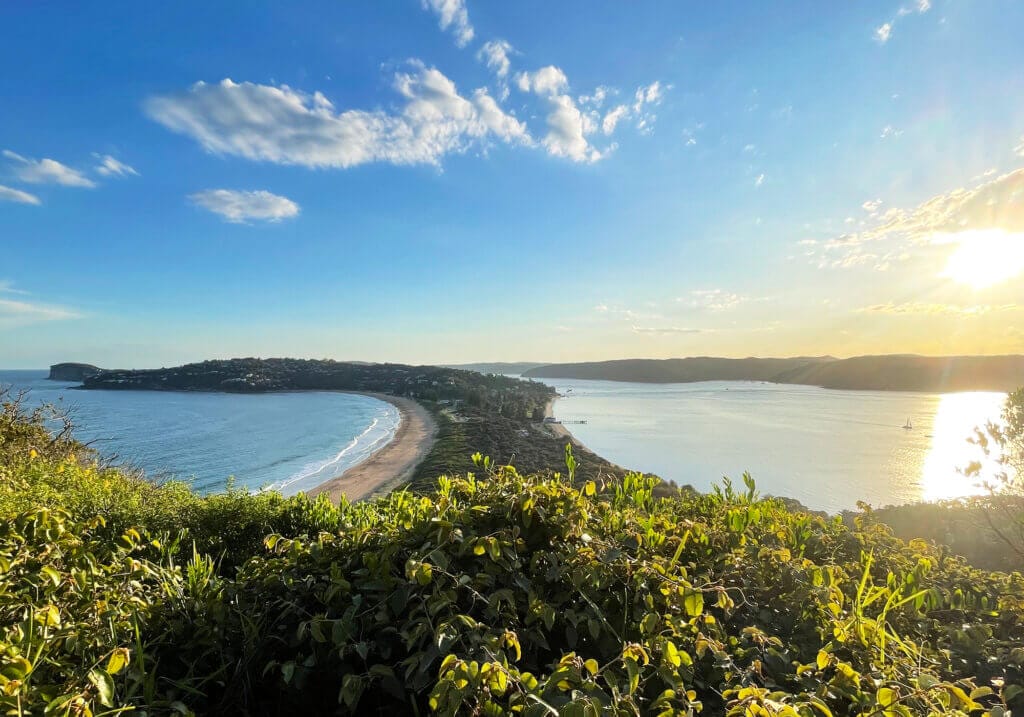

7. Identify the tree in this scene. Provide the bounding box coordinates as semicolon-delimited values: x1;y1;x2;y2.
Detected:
965;387;1024;561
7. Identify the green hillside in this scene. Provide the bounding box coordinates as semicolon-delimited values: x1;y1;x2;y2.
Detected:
524;355;1024;392
2;392;1022;716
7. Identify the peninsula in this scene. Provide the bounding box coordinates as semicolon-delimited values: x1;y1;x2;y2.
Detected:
79;357;622;496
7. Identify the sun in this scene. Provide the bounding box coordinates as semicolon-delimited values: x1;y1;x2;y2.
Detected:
939;229;1024;289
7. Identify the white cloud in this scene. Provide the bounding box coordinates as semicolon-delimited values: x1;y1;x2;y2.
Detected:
513;66;606;162
146;68;530;169
0;296;81;329
478;40;513;78
858;302;1018;317
684;289;747;311
514;66;569;96
631;81;666;133
754;173;765;187
421;0;473;47
632;326;705;335
3;150;95;187
880;125;902;139
862;198;883;213
875;0;931;43
544;94;602;162
93;153;138;177
810;168;1024;272
0;184;41;205
1015;137;1024;157
633;81;662;110
579;86;610;108
189;189;300;223
601;105;628;135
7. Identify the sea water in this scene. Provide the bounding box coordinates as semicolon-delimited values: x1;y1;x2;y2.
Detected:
544;378;1007;512
0;370;399;496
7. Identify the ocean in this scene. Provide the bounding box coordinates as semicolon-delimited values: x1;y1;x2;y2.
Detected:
0;370;399;495
544;378;1007;512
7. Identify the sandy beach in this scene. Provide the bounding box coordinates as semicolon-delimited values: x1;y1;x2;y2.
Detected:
308;393;437;503
542;395;572;440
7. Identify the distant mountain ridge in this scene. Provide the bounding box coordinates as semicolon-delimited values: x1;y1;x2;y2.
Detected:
522;354;1024;392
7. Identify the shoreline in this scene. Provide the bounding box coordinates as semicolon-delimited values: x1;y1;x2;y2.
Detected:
307;393;437;503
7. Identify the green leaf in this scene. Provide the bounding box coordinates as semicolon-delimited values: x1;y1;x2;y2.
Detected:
106;648;129;675
683;590;704;618
88;668;115;707
339;674;364;709
877;686;897;707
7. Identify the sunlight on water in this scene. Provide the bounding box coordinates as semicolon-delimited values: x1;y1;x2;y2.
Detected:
547;379;1007;512
920;392;1006;502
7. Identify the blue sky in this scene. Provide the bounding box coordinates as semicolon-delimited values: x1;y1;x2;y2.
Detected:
3;1;1024;368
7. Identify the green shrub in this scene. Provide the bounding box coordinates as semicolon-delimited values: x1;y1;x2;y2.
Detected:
2;402;1023;715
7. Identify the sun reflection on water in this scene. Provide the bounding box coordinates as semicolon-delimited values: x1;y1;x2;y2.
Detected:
919;392;1007;502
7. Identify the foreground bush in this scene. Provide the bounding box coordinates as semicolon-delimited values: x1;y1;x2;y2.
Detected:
2;398;1023;715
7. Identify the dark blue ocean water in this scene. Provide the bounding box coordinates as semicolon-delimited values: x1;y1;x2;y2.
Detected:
0;370;398;495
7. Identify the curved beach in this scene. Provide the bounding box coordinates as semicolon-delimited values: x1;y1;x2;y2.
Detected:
308;394;437;503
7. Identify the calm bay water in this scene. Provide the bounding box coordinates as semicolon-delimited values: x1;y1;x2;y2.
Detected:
545;379;1006;512
0;370;398;495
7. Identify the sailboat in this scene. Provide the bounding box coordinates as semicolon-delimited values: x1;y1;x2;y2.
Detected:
903;417;913;430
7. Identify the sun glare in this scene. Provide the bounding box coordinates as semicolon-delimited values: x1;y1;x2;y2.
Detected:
939;229;1024;289
920;391;1007;502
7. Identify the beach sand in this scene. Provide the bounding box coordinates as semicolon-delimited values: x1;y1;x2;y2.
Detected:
308;394;437;504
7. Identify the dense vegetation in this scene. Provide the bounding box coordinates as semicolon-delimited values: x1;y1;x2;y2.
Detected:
524;355;1024;392
81;358;555;419
3;389;1023;715
410;405;624;490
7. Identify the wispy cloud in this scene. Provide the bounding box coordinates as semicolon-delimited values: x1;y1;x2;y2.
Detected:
875;0;931;43
684;289;748;311
478;40;513;79
0;295;81;329
189;189;300;224
0;184;41;205
421;0;473;47
3;149;95;187
146;68;530;170
858;302;1020;317
513;69;666;162
93;153;138;177
809;167;1024;271
632;326;705;335
516;66;603;163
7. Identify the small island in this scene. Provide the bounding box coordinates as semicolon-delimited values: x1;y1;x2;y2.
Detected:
48;362;103;381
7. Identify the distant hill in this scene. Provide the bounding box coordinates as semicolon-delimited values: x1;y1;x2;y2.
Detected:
446;362;548;376
523;354;1024;392
524;357;833;383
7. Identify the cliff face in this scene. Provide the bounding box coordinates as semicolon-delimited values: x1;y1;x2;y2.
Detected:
48;363;102;381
